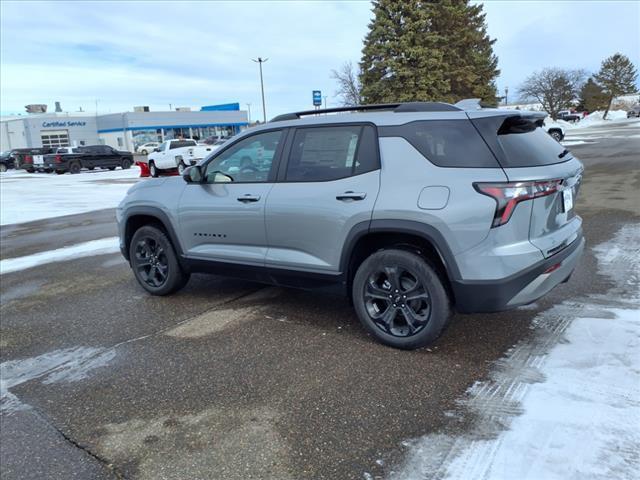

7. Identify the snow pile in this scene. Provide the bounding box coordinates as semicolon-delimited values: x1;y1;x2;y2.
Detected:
390;224;640;480
0;168;141;225
0;237;120;275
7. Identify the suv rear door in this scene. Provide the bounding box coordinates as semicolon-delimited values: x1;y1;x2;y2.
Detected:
264;124;380;273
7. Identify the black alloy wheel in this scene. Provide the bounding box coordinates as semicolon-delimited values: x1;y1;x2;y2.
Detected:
69;162;81;174
134;236;169;288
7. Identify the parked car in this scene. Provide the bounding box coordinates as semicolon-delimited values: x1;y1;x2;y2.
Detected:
42;145;133;174
117;101;584;350
136;142;160;155
0;151;16;172
627;105;640;118
543;121;565;142
557;110;582;122
146;139;216;177
13;147;55;172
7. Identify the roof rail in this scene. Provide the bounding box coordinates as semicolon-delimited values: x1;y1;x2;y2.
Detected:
270;101;462;122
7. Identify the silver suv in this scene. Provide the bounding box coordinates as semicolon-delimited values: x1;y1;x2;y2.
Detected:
117;101;584;349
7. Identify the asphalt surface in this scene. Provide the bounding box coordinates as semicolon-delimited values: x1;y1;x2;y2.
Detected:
1;122;639;479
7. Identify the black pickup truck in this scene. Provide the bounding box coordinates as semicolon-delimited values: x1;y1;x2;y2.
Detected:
43;145;134;174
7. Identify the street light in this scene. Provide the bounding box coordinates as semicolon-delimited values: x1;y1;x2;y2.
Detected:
252;57;268;122
504;86;509;106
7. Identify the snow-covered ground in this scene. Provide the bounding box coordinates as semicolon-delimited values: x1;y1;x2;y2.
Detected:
0;168;141;226
389;224;640;480
0;237;119;275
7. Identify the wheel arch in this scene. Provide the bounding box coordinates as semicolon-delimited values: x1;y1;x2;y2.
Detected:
341;220;461;300
122;207;184;263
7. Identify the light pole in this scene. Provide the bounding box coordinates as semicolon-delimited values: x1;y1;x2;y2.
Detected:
246;103;252;124
252;57;268;122
504;86;509;106
323;96;328;109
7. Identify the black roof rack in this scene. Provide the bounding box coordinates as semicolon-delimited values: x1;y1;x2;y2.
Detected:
270;101;462;122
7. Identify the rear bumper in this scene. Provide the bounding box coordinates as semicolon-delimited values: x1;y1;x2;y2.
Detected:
452;232;585;313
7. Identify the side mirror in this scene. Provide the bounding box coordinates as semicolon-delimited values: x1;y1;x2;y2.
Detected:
183;165;203;183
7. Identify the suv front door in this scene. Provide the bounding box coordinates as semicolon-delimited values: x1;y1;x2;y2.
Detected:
265;124;381;274
177;129;285;265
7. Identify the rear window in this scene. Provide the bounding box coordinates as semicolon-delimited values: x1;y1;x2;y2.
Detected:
379;120;499;168
497;118;567;167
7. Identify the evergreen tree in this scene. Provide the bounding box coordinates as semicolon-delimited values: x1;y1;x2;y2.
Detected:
577;77;608;112
593;53;638;119
359;0;499;105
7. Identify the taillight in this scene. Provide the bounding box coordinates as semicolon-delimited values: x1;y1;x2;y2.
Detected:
55;155;62;163
474;179;562;227
24;155;33;164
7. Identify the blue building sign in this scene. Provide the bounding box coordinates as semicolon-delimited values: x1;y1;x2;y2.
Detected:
312;90;322;107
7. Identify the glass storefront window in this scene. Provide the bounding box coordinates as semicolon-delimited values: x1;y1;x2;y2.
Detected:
132;129;162;149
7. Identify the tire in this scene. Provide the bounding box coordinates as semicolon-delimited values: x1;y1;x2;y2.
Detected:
26;169;35;173
69;162;82;174
88;166;95;170
130;225;190;295
550;130;563;142
55;170;65;175
121;158;132;170
177;160;187;175
352;249;451;350
149;161;159;178
0;163;7;173
141;149;148;155
44;168;52;173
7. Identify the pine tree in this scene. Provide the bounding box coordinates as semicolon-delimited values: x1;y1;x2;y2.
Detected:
593;53;638;119
359;0;499;105
577;78;608;113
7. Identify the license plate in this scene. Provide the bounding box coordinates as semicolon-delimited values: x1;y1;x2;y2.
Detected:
33;155;44;165
563;188;573;212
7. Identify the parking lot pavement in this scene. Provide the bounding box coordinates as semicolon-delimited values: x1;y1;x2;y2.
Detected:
1;131;639;479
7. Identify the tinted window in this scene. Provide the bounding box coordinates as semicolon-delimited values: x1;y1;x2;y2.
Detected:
497;121;567;167
204;130;283;183
379;120;499;168
286;125;378;182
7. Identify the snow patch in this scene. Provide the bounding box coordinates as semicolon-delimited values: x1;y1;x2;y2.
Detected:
1;346;115;414
390;224;640;480
0;237;120;275
0;168;140;226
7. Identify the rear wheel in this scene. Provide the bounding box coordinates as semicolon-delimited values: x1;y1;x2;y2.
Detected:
69;162;81;174
141;149;148;155
149;161;159;178
130;225;189;295
0;163;7;173
177;160;187;175
549;130;563;142
121;158;132;170
352;249;451;350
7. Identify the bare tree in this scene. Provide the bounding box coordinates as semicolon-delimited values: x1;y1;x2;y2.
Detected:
518;68;586;120
331;61;362;106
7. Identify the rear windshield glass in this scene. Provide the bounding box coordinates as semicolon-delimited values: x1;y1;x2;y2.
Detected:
379;120;500;168
497;119;568;167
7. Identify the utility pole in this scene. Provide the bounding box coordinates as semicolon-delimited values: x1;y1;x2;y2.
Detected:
504;86;509;106
252;57;268;122
246;103;252;123
169;103;173;111
323;96;328;109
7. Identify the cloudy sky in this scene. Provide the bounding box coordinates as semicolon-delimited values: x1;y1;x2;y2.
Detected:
1;0;638;118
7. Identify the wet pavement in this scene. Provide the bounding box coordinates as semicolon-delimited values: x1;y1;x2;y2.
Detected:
1;127;639;479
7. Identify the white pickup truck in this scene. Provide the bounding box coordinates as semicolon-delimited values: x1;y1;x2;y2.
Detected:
147;139;217;177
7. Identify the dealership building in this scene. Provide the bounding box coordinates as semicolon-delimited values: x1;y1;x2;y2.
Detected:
0;103;249;152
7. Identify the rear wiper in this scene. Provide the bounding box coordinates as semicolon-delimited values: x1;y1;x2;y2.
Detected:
558;149;570;159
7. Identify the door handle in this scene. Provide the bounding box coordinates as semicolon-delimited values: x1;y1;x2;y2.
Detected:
336;191;367;201
237;194;261;203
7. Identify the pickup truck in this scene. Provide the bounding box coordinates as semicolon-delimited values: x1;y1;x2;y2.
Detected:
146;139;216;177
42;145;134;174
557;110;582;122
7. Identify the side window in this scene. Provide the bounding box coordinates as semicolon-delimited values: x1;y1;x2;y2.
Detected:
285;125;378;182
204;130;283;183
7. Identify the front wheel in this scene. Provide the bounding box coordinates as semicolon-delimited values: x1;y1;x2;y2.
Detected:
130;225;190;295
121;158;132;169
141;149;148;155
149;161;159;178
177;160;187;175
0;163;7;173
352;249;451;350
550;130;563;142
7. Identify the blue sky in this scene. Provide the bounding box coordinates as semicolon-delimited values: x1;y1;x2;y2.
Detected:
1;0;638;117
